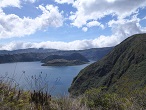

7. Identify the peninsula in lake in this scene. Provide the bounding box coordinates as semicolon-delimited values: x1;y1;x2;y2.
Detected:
41;53;89;66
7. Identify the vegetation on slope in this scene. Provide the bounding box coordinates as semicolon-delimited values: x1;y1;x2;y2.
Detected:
69;33;146;96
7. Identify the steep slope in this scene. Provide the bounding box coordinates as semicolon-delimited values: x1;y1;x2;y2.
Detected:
77;47;113;61
69;34;146;96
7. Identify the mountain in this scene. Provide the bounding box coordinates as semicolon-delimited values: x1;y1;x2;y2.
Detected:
41;53;89;66
79;47;113;60
69;34;146;96
60;47;113;61
42;53;89;63
0;47;112;64
0;53;48;63
0;48;57;55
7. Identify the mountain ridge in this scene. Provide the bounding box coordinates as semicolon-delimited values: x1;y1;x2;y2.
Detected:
0;47;112;63
69;33;146;96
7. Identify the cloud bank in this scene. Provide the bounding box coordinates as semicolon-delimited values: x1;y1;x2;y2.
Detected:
0;36;117;50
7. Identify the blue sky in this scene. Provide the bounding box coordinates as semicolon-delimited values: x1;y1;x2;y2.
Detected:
0;0;146;50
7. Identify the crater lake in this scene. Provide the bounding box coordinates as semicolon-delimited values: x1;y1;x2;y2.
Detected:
0;61;92;96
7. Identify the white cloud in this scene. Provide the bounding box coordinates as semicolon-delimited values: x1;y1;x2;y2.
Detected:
0;5;64;38
82;20;105;32
0;0;38;9
87;21;104;29
87;21;100;27
106;0;116;3
70;0;146;28
0;37;116;51
0;0;146;50
55;0;74;4
0;13;145;50
82;27;88;32
142;16;146;20
23;0;37;3
0;0;21;8
108;15;145;41
1;18;146;50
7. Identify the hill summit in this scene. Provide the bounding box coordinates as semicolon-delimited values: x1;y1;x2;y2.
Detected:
69;34;146;96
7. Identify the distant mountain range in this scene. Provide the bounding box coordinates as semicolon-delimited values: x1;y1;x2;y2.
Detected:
0;48;57;55
69;33;146;96
0;47;113;64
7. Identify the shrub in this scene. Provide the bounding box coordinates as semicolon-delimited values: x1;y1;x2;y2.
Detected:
82;87;141;110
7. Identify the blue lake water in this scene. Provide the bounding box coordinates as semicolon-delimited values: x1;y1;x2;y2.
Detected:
0;61;92;96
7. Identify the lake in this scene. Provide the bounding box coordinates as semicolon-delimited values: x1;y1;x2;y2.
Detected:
0;61;92;96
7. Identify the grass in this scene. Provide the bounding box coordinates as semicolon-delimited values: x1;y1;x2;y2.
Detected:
0;79;88;110
1;76;146;110
0;73;88;110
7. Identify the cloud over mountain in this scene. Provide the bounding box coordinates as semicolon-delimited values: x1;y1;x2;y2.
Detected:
0;35;128;50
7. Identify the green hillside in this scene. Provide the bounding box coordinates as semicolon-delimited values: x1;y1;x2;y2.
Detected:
69;34;146;96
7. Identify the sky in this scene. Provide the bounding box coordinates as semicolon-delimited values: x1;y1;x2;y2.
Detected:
0;0;146;50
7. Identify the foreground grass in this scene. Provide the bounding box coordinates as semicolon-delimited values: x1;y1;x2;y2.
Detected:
1;84;146;110
0;79;146;110
0;81;88;110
